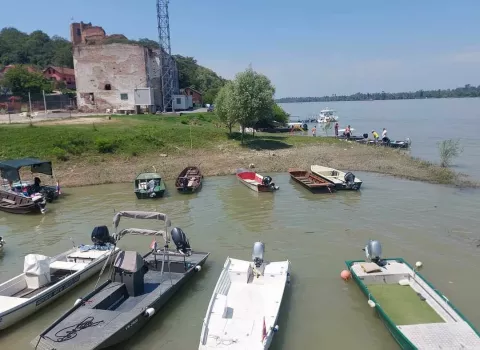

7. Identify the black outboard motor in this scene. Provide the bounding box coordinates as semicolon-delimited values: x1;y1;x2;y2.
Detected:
31;194;47;214
262;176;279;190
171;227;192;255
344;172;358;190
363;133;368;139
91;225;115;245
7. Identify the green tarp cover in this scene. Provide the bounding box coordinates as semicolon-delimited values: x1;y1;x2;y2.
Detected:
0;158;53;181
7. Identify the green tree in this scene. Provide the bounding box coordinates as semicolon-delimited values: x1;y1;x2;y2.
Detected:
438;139;463;167
230;67;276;143
214;82;237;135
1;66;53;98
272;103;289;124
203;87;220;105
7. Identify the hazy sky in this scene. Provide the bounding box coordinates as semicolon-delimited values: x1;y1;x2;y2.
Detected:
4;0;480;97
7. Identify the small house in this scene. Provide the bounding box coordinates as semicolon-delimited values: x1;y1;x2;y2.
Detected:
181;87;203;106
43;66;76;90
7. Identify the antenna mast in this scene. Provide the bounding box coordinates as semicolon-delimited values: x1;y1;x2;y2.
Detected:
157;0;177;112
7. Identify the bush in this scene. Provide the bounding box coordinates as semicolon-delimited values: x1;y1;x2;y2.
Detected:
95;138;119;153
51;147;69;161
438;139;463;167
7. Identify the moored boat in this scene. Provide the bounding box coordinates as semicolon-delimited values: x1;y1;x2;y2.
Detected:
199;242;290;350
0;228;119;330
134;171;166;199
317;108;339;123
175;166;203;193
0;189;47;214
288;168;335;193
310;165;362;190
345;240;480;349
236;169;279;192
33;210;209;350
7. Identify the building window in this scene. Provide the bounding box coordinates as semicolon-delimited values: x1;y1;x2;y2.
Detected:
120;93;128;100
76;28;81;36
104;84;111;90
176;98;181;104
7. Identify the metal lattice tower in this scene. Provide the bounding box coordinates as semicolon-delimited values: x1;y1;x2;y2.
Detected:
157;0;177;112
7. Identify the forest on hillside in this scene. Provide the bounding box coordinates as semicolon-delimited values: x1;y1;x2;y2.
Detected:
276;84;480;103
0;27;226;103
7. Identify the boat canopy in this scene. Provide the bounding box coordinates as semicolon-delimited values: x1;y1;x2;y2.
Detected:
135;172;161;181
0;158;53;182
112;210;171;244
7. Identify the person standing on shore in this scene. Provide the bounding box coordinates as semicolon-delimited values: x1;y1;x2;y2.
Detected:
345;125;351;139
382;128;390;143
334;122;339;137
312;126;316;137
372;130;379;143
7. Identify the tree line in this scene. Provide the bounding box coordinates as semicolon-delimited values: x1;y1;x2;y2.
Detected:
0;27;226;103
214;67;289;143
276;84;480;103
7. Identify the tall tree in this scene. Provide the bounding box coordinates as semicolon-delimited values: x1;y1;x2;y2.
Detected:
214;82;237;135
230;67;276;143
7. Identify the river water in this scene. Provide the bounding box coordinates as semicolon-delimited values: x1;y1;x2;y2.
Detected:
281;98;480;178
1;173;479;349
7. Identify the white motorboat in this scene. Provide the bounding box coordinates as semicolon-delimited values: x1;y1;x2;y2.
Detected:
310;165;362;190
0;227;119;330
317;108;339;123
199;242;290;350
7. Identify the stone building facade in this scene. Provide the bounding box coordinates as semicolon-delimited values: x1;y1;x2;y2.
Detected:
73;43;161;112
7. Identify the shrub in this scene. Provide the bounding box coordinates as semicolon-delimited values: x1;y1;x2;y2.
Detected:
438;139;463;167
51;147;69;161
95;138;119;153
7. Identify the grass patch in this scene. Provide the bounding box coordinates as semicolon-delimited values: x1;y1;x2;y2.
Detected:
367;284;445;325
0;113;341;161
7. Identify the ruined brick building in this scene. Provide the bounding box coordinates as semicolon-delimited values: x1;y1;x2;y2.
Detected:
71;22;169;113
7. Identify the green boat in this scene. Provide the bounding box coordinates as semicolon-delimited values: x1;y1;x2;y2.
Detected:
134;172;165;199
345;240;480;349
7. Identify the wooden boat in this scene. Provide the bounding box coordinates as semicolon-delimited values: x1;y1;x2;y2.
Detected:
288;168;335;193
0;158;61;202
310;165;362;190
345;240;480;349
0;227;119;330
33;211;209;350
175;166;203;193
236;168;279;192
134;172;165;199
199;242;290;350
0;189;47;214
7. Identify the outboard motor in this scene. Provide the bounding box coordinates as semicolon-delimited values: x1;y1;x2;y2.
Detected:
344;172;358;190
262;176;279;190
0;236;5;250
91;225;115;246
364;240;386;266
363;133;368;139
171;227;192;255
112;251;148;297
31;194;47;214
252;242;265;268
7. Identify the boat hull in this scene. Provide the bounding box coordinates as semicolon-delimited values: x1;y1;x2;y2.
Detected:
0;247;119;331
310;165;362;191
134;189;165;199
288;169;334;193
345;258;480;349
199;257;290;350
34;251;210;350
236;170;278;192
175;166;203;193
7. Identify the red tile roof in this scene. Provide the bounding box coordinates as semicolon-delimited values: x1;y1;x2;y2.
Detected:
44;66;75;76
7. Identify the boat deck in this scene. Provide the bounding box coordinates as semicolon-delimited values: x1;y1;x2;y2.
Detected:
201;259;289;349
350;260;480;349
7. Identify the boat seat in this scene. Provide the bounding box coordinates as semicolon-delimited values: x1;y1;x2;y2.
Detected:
1;198;16;204
50;261;88;271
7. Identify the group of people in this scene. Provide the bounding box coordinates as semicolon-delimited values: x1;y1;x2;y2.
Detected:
310;122;390;143
371;128;390;143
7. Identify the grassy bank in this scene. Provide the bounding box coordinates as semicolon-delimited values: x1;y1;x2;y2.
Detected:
0;113;473;187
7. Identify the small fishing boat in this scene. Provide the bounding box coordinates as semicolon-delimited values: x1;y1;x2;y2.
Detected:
0;158;61;202
345;240;480;349
0;236;5;252
236;169;279;192
134;171;165;199
175;166;203;193
288;168;335;193
33;210;209;350
317;108;339;123
199;242;290;350
310;165;362;190
0;228;119;330
0;189;47;214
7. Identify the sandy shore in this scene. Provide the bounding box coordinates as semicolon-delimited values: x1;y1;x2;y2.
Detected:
48;143;475;188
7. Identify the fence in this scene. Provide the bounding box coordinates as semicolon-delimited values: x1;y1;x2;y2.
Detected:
0;92;76;114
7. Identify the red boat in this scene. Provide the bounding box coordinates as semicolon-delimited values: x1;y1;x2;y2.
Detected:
236;168;279;192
